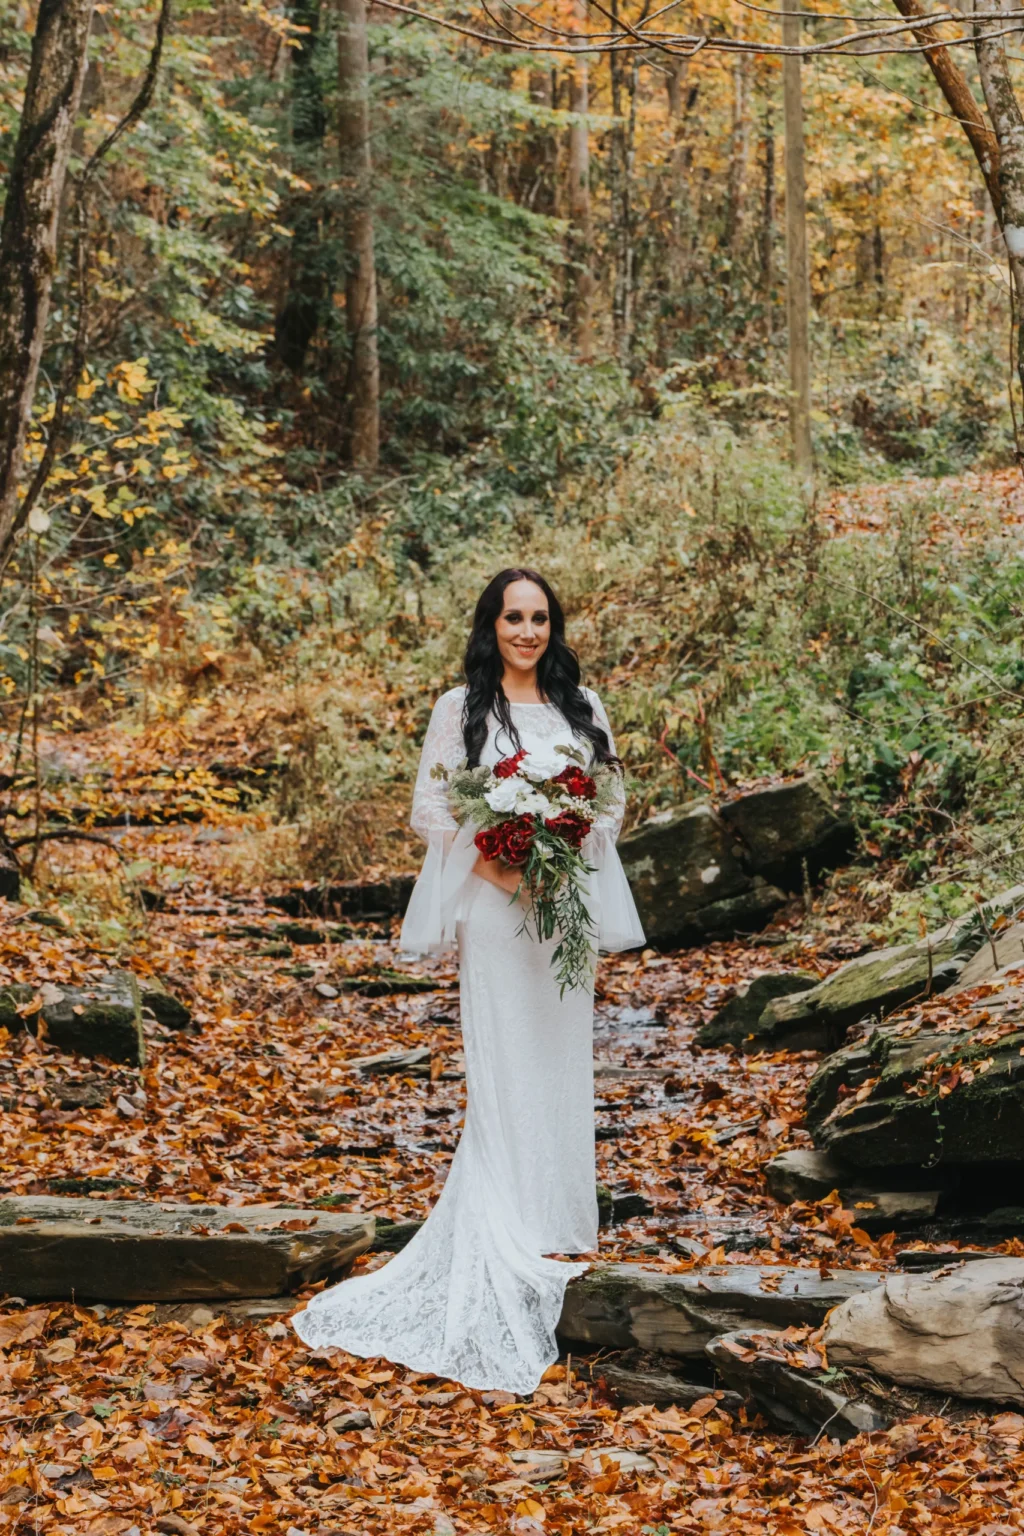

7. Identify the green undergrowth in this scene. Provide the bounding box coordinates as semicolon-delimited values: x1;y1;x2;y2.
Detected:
147;410;1024;924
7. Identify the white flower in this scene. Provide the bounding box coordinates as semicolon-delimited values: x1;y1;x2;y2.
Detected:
519;747;568;783
484;777;522;813
483;776;553;817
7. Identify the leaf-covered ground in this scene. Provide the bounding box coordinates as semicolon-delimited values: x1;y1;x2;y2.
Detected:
2;727;1024;1534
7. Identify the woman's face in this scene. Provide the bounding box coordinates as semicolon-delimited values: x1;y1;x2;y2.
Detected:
495;579;550;677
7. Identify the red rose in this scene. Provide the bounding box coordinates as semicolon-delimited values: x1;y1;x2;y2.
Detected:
474;826;504;861
544;811;589;849
500;814;536;865
552;765;596;801
493;749;527;780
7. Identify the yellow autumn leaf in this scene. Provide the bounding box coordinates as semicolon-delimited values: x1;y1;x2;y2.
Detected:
185;1432;220;1459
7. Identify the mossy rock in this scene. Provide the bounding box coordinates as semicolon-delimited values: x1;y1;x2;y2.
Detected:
816;1024;1024;1171
140;981;194;1032
756;929;971;1054
0;972;144;1066
696;970;819;1049
718;777;855;889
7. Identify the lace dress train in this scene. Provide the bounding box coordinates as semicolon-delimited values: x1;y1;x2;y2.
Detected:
291;686;645;1393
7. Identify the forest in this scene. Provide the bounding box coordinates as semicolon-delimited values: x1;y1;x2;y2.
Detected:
2;0;1024;1530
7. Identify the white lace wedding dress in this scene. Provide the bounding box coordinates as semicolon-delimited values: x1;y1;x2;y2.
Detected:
291;686;645;1393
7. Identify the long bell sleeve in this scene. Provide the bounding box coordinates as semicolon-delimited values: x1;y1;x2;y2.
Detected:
583;688;646;953
398;687;481;955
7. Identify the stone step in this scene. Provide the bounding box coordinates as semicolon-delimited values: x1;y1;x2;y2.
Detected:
0;1196;374;1301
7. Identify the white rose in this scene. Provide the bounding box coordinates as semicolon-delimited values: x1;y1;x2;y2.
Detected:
520;747;568;783
515;788;552;817
484;777;522;813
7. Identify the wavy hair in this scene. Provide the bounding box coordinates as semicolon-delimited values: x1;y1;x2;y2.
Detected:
461;567;621;772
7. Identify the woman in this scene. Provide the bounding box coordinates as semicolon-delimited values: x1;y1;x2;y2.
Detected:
292;568;645;1394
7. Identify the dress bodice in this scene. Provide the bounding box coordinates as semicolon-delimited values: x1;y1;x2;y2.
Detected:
481;700;595;770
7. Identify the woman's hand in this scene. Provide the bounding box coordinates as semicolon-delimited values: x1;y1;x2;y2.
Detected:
473;852;525;898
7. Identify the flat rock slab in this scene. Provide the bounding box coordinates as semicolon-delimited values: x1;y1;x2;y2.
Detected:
953;918;1024;992
824;1257;1024;1407
764;1150;940;1231
0;972;144;1066
755;938;965;1055
0;1197;374;1301
557;1263;884;1357
707;1330;892;1440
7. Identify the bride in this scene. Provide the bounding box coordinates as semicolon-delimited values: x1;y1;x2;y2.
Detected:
292;567;645;1394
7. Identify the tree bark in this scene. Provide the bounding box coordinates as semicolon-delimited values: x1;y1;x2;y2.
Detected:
725;54;750;252
972;0;1024;397
783;10;814;493
0;0;96;556
889;0;1002;217
337;0;380;470
760;105;775;333
567;0;594;361
275;0;328;374
610;39;638;361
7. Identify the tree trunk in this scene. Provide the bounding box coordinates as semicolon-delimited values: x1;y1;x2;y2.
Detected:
610;40;638;362
0;0;96;558
276;0;327;374
872;170;885;313
725;54;750;252
889;0;1001;217
782;10;814;494
973;0;1024;397
524;69;556;214
337;0;380;470
567;23;594;362
760;104;775;332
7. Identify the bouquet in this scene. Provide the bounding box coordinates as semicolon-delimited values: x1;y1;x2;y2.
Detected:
432;743;620;996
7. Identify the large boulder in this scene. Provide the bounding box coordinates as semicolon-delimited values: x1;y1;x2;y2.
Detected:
755;887;1024;1055
617;804;755;948
718;778;855;887
0;1196;374;1300
0;972;144;1066
617;777;853;949
696;970;819;1049
823;1258;1024;1406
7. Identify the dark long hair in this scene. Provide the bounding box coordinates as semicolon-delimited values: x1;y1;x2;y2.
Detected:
461;567;621;771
